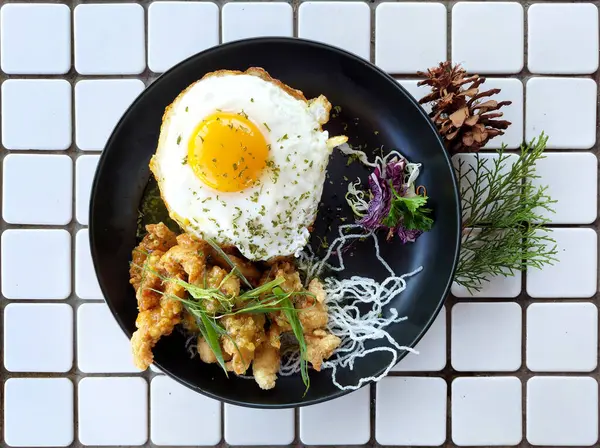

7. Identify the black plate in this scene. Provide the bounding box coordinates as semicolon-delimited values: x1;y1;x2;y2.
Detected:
90;37;460;408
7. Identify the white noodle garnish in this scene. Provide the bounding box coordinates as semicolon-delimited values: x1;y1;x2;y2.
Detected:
287;224;422;391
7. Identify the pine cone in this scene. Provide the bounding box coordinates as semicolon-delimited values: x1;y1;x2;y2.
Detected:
416;62;512;154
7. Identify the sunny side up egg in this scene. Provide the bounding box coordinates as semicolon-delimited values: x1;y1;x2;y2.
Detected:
150;68;347;261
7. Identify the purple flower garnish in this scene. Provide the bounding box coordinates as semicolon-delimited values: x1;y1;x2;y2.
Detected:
351;156;431;244
358;168;391;230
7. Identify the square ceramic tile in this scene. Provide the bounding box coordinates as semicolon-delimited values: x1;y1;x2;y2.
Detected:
531;153;597;224
526;77;597;149
2;79;71;150
396;80;433;114
222;2;293;43
225;405;294;445
300;387;370;445
528;4;599;74
451;302;522;372
452;153;518;223
1;3;71;74
452;2;524;74
527;303;598;372
393;307;446;371
2;229;71;300
4;378;74;447
376;3;447;73
527;228;597;298
3;154;73;225
4;304;73;373
151;376;221;446
452;377;522;446
77;303;140;373
376;377;447;446
298;2;370;60
75;229;103;300
148;2;219;73
452;269;522;299
74;3;145;75
527;376;598;446
480;78;524;149
76;155;100;225
78;377;148;446
75;79;145;151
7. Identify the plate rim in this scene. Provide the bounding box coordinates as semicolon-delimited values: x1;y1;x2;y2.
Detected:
89;36;461;408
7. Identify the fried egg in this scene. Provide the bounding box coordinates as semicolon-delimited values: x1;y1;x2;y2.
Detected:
150;68;347;261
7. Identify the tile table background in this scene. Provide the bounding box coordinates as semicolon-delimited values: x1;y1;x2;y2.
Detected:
0;0;599;447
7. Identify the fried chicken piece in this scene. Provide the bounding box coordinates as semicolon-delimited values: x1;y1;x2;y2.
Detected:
181;309;199;332
267;324;282;349
253;343;280;390
221;314;266;375
197;337;217;363
204;265;241;313
130;223;177;291
158;233;207;286
131;290;183;370
297;279;329;331
305;329;341;371
131;237;208;370
135;250;165;311
208;246;262;284
206;265;240;297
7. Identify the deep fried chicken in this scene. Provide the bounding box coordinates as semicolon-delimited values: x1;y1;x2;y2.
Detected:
221;314;266;375
305;329;341;371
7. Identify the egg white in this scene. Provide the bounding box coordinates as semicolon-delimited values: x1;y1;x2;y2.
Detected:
151;69;347;261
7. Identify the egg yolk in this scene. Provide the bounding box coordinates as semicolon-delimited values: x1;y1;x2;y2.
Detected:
187;112;268;192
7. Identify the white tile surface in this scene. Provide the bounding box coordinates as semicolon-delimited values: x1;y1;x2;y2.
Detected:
2;79;72;150
376;2;447;74
396;80;433;114
76;155;100;225
528;3;599;75
225;405;294;445
452;153;523;298
298;2;370;60
300;387;370;445
527;303;598;372
222;2;293;43
451;302;522;372
452;377;522;446
452;2;524;74
151;376;221;446
3;154;73;225
77;303;140;373
452;153;518;223
4;378;74;447
78;377;148;446
452;271;522;299
75;229;103;300
526;77;597;149
480;78;524;149
531;152;598;224
4;304;73;373
527;228;597;298
2;229;71;300
527;376;598;446
148;1;219;73
376;377;447;446
75;79;145;151
393;306;446;371
1;3;71;74
74;3;146;75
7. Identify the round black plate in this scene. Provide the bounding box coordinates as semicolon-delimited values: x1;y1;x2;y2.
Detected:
90;37;460;408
